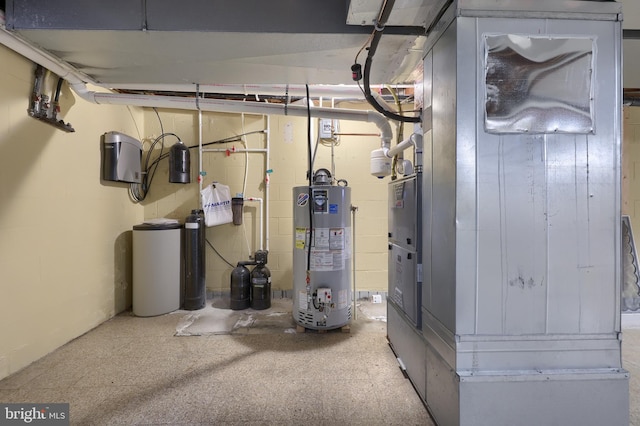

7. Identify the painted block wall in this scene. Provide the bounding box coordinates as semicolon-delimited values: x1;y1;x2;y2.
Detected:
622;0;640;89
624;106;640;235
0;45;144;381
141;103;407;294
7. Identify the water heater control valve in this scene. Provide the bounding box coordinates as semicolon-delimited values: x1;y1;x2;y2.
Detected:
316;288;332;304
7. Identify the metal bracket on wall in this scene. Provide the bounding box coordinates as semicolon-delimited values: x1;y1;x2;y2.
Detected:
28;65;75;133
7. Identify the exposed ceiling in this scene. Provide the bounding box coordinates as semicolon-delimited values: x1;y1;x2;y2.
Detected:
1;0;638;94
622;0;640;90
1;0;448;89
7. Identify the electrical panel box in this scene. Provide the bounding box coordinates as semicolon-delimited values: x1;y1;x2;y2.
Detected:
319;118;339;140
101;131;142;184
320;119;333;139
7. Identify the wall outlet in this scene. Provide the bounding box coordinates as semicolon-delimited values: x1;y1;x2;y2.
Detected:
372;294;382;304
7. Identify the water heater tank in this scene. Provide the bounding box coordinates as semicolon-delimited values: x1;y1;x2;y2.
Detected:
292;184;352;330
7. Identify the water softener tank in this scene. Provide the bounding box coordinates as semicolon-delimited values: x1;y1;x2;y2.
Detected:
230;263;251;310
132;220;181;316
184;209;205;310
250;263;271;310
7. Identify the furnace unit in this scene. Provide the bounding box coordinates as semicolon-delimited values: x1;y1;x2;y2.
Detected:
386;1;629;425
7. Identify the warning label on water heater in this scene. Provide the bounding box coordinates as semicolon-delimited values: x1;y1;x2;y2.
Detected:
295;227;307;249
315;228;330;249
295;227;350;271
310;250;345;271
329;228;344;250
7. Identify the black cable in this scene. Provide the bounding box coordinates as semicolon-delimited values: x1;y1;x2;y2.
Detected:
53;78;63;103
134;111;168;201
132;128;265;202
205;238;235;268
130;112;168;202
202;130;265;146
306;84;314;274
147;110;166;181
358;0;421;124
138;133;179;201
144;130;265;172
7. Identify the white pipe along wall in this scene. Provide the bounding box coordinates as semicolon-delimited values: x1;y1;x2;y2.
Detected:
72;86;394;145
386;132;423;158
244;197;264;251
101;83;402;111
103;83;412;97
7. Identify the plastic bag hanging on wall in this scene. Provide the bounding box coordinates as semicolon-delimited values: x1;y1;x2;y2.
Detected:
200;183;233;227
484;34;595;134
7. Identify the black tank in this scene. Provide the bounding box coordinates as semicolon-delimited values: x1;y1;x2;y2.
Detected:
250;264;271;310
184;210;205;310
230;263;251;310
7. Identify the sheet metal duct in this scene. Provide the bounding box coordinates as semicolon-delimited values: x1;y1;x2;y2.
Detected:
387;1;629;425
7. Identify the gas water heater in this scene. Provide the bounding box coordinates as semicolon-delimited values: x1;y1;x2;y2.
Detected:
292;170;352;330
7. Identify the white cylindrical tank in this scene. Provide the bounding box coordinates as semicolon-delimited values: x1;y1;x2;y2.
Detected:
132;221;181;316
370;148;391;178
292;183;352;330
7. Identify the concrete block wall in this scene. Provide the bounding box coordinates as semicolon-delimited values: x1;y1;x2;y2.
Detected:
141;102;407;294
623;106;640;234
0;45;144;380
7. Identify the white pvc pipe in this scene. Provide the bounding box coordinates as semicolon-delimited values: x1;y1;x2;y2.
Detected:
198;108;203;196
202;148;267;153
203;144;270;252
351;204;358;320
265;115;271;252
385;132;423;158
244;197;264;251
71;85;393;144
99;83;410;100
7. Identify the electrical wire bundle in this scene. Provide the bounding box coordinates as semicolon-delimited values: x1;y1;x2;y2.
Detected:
352;0;421;124
128;124;265;203
306;84;314;275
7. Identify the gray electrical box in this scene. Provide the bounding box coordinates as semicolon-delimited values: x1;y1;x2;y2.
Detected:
101;131;142;183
